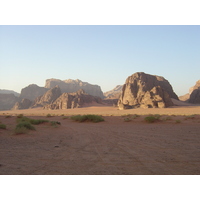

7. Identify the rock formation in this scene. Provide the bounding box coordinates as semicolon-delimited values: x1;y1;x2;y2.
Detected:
0;89;20;97
0;93;19;110
188;80;200;104
20;84;48;101
12;98;32;110
118;72;177;109
104;85;123;99
179;80;200;104
45;78;104;99
31;86;62;108
44;89;102;110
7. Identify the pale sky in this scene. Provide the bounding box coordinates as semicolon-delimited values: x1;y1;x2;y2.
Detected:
0;25;199;96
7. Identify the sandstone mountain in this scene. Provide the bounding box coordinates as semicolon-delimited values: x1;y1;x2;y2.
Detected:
179;80;200;104
45;78;104;99
0;93;19;110
31;86;62;108
188;80;200;104
104;85;123;99
118;72;177;109
0;89;20;97
12;98;32;110
44;89;102;110
20;84;48;101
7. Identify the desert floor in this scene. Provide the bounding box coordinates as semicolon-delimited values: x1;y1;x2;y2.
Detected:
0;105;200;175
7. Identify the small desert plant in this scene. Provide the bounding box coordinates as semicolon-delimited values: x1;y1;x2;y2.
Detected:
50;121;61;127
124;118;132;122
71;115;104;123
0;123;6;129
62;116;69;119
17;116;49;125
131;114;140;119
17;114;24;118
46;114;52;118
14;127;29;135
15;122;36;130
175;120;181;124
185;115;196;120
5;115;12;118
144;115;160;123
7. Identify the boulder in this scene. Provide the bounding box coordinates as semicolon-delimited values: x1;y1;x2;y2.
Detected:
44;89;102;110
118;72;176;109
45;78;104;99
12;98;32;110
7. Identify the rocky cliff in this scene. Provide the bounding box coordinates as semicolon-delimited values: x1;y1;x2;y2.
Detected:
118;72;177;109
104;85;123;99
44;89;102;110
45;79;104;99
12;98;32;110
188;80;200;104
20;84;48;101
0;93;19;110
31;86;62;108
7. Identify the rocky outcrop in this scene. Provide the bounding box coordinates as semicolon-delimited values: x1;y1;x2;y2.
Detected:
45;78;104;99
12;98;32;110
44;89;102;110
0;93;19;110
104;85;123;99
188;80;200;104
118;72;176;109
0;89;20;97
31;86;62;108
20;84;48;101
179;80;200;104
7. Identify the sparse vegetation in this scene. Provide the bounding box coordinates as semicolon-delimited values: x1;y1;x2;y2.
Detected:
62;116;69;119
175;120;181;124
71;115;104;123
14;127;29;135
16;116;49;125
17;114;24;118
144;115;160;123
124;117;132;122
50;121;61;127
5;115;12;118
185;115;196;120
0;123;6;129
46;114;52;118
15;121;36;131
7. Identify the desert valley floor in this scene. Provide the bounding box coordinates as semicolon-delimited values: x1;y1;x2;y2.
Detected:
0;105;200;175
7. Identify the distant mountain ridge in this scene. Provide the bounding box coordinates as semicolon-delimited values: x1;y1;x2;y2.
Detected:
0;89;19;97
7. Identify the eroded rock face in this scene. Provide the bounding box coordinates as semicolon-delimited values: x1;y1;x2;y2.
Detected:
44;89;102;110
188;80;200;104
0;93;19;110
12;98;32;110
31;86;62;108
104;85;123;99
45;79;104;99
20;84;48;101
118;72;176;109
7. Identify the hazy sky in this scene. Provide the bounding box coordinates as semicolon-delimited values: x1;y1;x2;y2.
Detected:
0;25;199;96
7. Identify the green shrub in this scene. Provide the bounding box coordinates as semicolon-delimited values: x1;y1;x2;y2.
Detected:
5;115;12;118
17;114;24;118
0;123;6;129
124;118;131;122
15;122;36;130
14;127;28;135
71;115;104;123
50;121;61;127
144;115;159;123
17;116;49;125
46;114;52;118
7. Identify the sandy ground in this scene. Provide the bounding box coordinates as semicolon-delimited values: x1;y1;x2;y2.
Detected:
0;105;200;175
